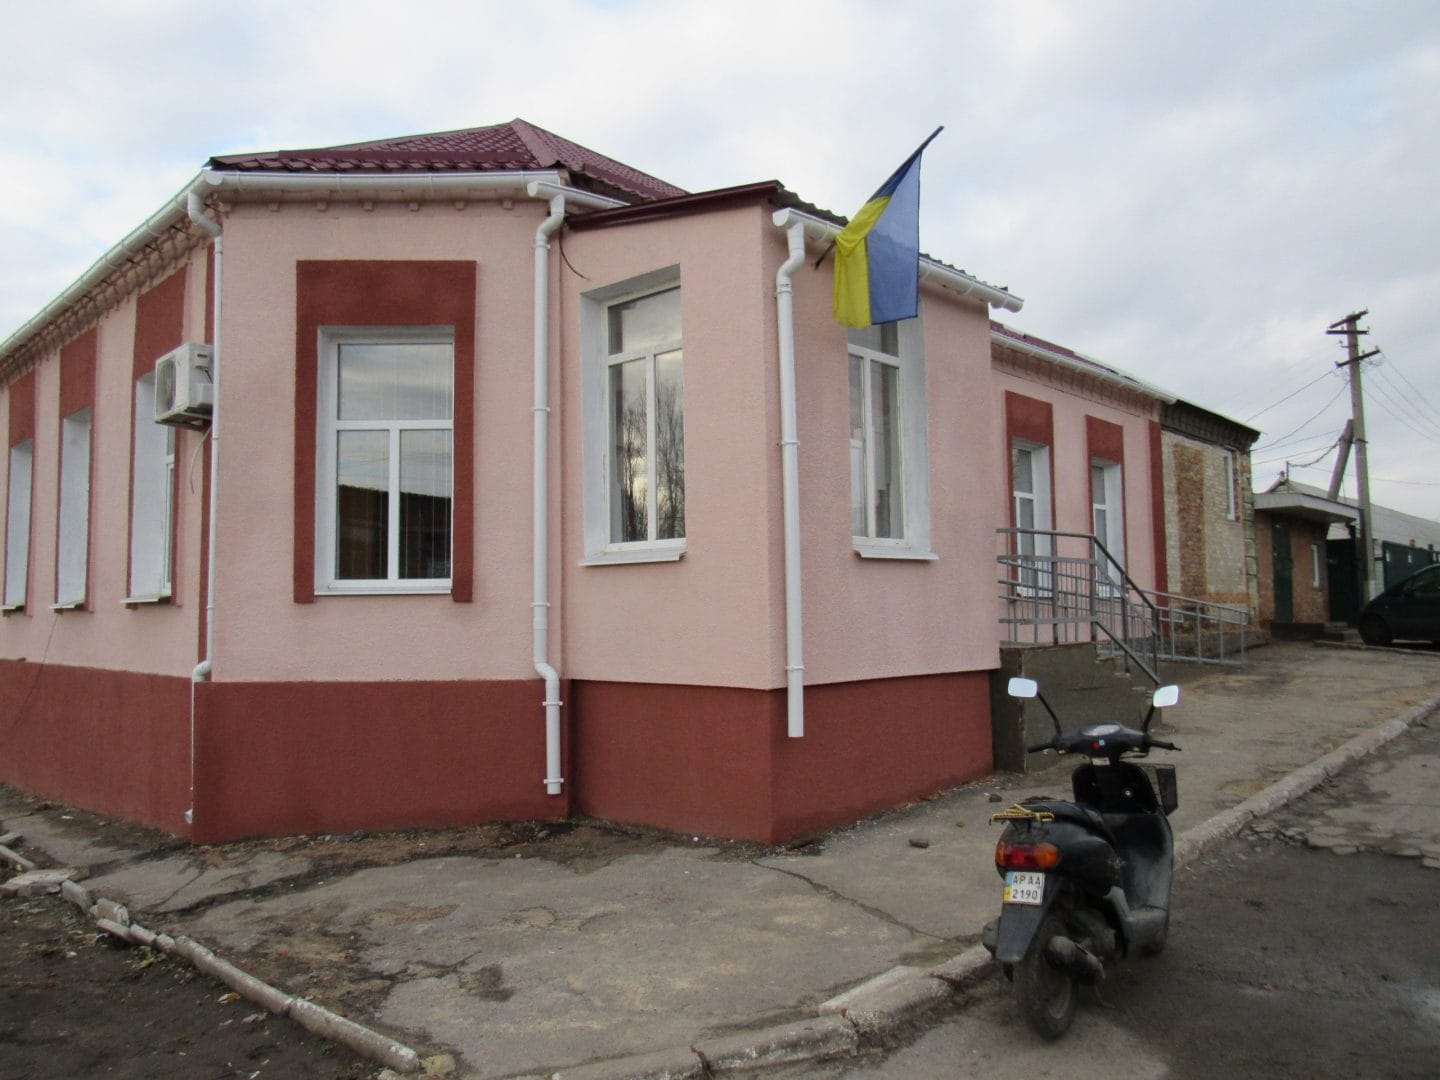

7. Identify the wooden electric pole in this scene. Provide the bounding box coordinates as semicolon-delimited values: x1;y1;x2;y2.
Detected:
1327;310;1381;604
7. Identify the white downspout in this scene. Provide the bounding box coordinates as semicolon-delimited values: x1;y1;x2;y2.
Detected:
774;214;807;737
533;194;566;794
185;187;223;825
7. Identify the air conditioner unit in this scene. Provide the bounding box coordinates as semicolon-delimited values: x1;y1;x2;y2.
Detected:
154;343;214;428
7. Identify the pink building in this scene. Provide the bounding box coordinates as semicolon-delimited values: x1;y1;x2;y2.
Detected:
0;121;1170;844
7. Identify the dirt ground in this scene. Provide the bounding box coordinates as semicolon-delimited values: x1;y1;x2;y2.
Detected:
0;889;373;1079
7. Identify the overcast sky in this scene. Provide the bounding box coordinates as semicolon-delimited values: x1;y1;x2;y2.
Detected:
2;0;1437;519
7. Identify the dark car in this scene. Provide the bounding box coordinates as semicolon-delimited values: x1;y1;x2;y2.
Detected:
1358;562;1440;646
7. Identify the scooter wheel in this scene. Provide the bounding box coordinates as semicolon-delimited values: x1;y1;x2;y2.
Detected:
1014;915;1077;1039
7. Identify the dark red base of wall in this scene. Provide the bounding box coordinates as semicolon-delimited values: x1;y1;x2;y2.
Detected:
191;679;568;843
0;661;191;834
1;662;993;847
571;671;993;844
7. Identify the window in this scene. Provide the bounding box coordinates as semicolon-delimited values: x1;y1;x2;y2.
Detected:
1224;449;1238;521
850;323;903;539
55;408;92;608
607;287;684;545
316;328;453;593
1011;441;1052;590
1091;459;1124;583
847;317;932;559
128;374;175;601
1311;542;1323;589
581;269;686;564
4;439;33;610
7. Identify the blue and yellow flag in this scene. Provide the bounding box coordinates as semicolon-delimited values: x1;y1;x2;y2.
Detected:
833;127;942;329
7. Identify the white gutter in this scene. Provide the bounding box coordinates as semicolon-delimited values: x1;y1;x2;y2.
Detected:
525;179;621;795
185;193;222;828
531;192;566;796
990;328;1177;404
773;214;808;737
771;208;1024;314
0;170;611;368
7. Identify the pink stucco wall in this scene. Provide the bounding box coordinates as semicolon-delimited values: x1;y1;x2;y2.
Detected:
0;255;210;678
213;201;541;683
558;206;782;689
783;245;1003;686
993;366;1161;592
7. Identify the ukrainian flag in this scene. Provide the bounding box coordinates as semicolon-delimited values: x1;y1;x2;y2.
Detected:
833;127;942;329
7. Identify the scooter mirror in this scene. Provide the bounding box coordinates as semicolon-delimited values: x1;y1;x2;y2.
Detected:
1152;685;1180;709
1008;677;1039;699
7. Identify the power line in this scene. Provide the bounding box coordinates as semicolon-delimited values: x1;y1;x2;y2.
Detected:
1378;350;1440;429
1241;367;1338;423
1369;366;1440;442
1365;376;1440;445
1251;383;1350;450
1252;439;1338;467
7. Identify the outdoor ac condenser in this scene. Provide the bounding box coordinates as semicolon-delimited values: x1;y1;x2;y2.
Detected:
153;343;214;428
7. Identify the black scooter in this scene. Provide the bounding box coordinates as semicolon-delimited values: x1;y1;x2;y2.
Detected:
981;677;1181;1038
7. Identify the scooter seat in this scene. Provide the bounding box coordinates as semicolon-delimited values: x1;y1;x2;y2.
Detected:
1023;800;1115;842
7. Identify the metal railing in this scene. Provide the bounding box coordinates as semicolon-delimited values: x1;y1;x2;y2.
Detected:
998;528;1249;683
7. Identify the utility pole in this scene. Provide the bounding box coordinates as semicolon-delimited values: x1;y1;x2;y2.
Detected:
1326;311;1381;605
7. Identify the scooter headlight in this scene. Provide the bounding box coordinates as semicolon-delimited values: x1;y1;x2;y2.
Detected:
995;840;1061;870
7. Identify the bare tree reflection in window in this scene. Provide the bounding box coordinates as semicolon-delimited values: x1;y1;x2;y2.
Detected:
655;350;684;540
610;360;647;543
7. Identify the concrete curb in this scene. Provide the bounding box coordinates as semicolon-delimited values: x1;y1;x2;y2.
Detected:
548;691;1440;1079
0;852;424;1075
1172;692;1440;867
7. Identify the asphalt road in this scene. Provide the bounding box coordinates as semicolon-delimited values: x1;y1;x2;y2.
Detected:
804;717;1440;1079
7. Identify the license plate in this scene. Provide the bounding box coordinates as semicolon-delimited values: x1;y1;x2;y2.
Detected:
1003;870;1045;906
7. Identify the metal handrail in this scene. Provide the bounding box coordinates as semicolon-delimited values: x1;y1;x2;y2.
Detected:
997;527;1249;673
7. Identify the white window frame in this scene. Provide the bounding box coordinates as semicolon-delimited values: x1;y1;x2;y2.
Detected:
126;374;175;603
1311;542;1323;589
1011;440;1053;591
3;438;33;611
54;407;92;609
315;326;455;595
847;314;933;561
580;267;687;566
1091;458;1125;585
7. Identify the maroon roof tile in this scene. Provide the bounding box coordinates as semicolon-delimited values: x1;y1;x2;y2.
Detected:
209;118;687;203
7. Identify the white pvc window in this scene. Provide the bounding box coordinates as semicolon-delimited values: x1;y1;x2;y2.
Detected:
580;267;686;565
4;439;33;609
55;408;92;608
850;323;903;540
847;316;932;559
316;328;454;594
1092;459;1125;585
606;287;684;545
128;374;175;600
1311;542;1322;589
1012;441;1052;590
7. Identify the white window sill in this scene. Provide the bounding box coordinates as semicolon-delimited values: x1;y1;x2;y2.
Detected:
315;584;452;597
123;593;172;606
581;542;686;567
853;542;938;562
1;603;23;614
50;601;85;611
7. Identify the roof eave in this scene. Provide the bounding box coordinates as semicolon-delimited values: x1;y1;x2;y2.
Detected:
771;207;1023;313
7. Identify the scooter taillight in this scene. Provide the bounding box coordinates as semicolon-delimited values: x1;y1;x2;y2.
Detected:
995;840;1061;870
